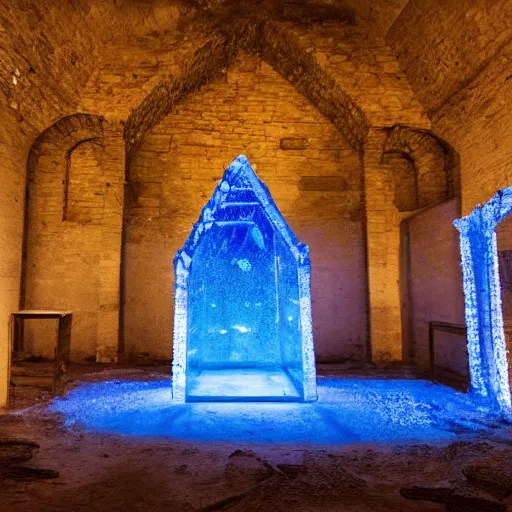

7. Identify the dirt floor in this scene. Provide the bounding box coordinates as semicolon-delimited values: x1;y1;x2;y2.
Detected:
1;364;512;511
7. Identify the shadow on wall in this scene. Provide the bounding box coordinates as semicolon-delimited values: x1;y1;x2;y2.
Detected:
400;198;467;384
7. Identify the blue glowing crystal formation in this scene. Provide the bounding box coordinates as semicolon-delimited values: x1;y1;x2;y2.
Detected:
454;187;512;413
172;155;317;403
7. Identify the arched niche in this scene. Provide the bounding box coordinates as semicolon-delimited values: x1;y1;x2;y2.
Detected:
381;126;458;213
454;187;512;412
22;114;108;362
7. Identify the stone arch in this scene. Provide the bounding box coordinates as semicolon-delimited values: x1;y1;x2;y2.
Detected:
363;126;461;366
21;113;114;362
256;21;369;154
381;125;459;212
123;19;369;167
29;114;104;152
123;36;237;166
119;12;432;364
454;187;512;412
121;47;369;362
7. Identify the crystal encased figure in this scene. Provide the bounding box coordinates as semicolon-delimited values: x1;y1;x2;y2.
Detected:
172;155;317;402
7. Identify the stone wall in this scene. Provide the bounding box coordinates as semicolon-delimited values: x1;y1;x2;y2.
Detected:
404;199;466;374
0;111;29;405
0;0;117;404
388;0;512;215
3;1;195;373
77;6;428;364
2;0;498;402
22;115;124;363
124;53;368;362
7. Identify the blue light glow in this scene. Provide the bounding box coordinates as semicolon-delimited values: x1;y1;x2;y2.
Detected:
454;187;512;413
172;155;316;403
47;377;505;444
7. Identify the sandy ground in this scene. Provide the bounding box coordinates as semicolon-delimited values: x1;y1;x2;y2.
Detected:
1;364;512;511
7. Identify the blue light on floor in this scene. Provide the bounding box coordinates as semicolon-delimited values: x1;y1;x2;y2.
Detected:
47;377;504;444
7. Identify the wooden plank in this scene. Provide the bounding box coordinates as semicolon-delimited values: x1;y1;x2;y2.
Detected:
9;312;72;397
13;310;72;317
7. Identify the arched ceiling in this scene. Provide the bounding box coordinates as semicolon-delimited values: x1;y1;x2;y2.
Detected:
111;0;427;160
185;0;409;37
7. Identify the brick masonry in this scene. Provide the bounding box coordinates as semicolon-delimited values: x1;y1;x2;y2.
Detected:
388;0;512;215
1;0;511;405
125;53;368;362
404;199;466;372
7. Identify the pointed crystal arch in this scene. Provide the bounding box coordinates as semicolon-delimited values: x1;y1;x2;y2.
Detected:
172;155;317;403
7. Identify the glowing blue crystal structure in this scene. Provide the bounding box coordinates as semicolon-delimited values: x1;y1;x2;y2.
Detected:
454;187;512;413
172;155;317;403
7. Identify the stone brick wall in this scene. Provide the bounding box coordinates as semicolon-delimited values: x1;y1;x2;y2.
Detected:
0;1;195;386
339;0;409;37
0;111;28;405
23;116;123;363
0;0;114;404
432;38;512;215
0;0;181;403
18;0;435;368
404;199;465;372
385;1;512;380
388;0;512;215
2;0;492;400
282;22;428;130
388;0;512;116
125;53;368;362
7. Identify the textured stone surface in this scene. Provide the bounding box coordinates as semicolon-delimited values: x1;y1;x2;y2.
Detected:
0;438;39;468
223;450;275;484
388;0;512;116
1;0;510;393
125;53;368;362
364;128;404;363
400;485;452;503
364;126;454;364
463;456;512;499
388;0;512;216
23;115;123;362
382;126;457;208
404;199;466;370
0;0;195;402
433;37;512;215
445;482;506;512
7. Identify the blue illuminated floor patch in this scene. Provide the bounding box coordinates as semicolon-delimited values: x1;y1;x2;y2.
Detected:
46;377;506;444
186;368;301;401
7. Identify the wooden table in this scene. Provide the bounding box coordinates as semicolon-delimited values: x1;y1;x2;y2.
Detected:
428;321;468;391
11;310;72;395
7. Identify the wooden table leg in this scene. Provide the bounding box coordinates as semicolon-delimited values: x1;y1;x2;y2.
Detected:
13;315;23;353
54;315;72;396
